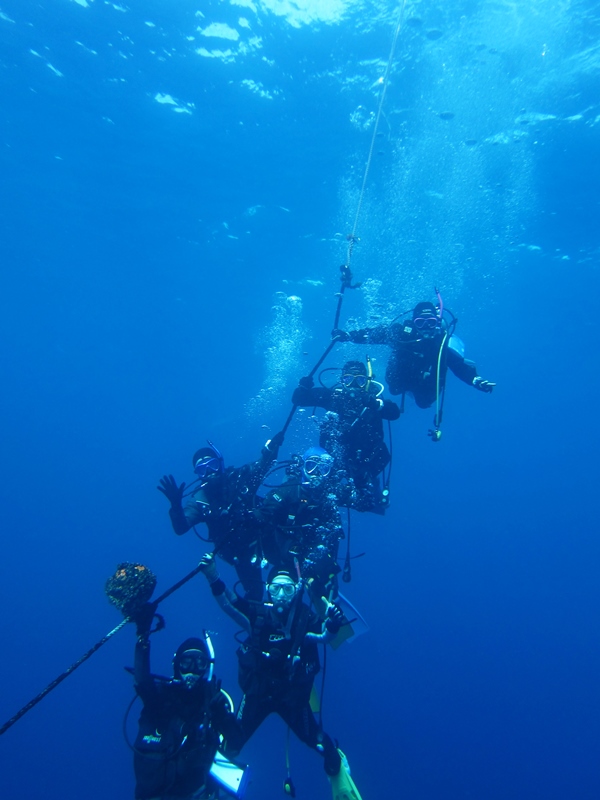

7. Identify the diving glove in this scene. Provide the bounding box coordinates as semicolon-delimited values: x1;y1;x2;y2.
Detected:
472;376;496;393
199;553;220;585
157;474;186;507
325;603;345;635
266;430;285;452
298;375;314;389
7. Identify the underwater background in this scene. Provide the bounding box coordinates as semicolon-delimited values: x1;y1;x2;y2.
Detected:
1;1;599;798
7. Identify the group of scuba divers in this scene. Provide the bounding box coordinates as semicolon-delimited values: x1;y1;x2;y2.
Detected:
121;289;495;800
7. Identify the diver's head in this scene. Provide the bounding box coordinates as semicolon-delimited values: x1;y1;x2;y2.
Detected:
267;569;300;614
192;441;225;481
173;636;213;689
340;360;368;391
302;446;334;487
412;301;440;336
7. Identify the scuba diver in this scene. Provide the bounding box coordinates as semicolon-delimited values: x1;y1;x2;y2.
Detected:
198;554;362;800
130;604;243;800
333;292;495;438
258;446;345;598
158;432;284;601
292;359;400;512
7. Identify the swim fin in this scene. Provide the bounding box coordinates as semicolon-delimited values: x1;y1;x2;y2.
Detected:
328;749;362;800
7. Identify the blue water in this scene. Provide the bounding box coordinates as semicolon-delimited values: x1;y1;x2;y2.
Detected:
1;1;599;798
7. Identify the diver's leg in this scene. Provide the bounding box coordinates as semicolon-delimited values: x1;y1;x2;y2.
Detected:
236;690;272;746
278;691;341;776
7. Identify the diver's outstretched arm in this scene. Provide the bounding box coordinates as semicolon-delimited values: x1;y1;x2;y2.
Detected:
199;553;252;634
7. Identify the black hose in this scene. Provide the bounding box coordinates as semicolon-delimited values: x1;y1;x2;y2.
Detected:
0;564;204;737
0;618;129;736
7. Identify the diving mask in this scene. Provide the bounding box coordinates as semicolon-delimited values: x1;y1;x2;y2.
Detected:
304;456;333;478
341;373;368;389
194;457;222;480
413;316;440;331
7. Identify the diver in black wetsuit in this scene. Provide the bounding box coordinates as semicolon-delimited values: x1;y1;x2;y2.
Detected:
334;296;495;414
158;432;284;601
257;446;344;598
197;554;363;800
130;606;242;800
292;360;400;512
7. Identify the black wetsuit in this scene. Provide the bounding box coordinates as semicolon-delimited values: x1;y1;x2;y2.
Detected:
132;639;241;800
210;581;341;777
258;478;343;595
347;320;478;409
168;447;277;600
292;383;399;510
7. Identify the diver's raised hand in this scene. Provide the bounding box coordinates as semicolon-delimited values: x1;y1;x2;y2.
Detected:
157;474;186;507
198;553;220;584
267;430;285;450
325;602;345;635
132;601;162;638
298;375;314;389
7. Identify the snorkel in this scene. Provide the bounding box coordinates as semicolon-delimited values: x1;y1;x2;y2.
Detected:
206;440;225;473
366;354;373;394
435;286;444;321
204;630;215;682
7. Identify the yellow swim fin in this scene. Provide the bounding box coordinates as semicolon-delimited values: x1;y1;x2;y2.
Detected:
328;749;362;800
